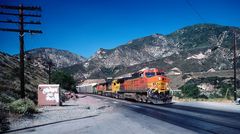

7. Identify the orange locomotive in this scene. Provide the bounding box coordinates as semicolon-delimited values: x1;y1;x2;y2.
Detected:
96;67;172;104
112;68;172;104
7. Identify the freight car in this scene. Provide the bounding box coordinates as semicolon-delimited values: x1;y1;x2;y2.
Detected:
96;78;113;96
96;68;172;104
76;83;96;93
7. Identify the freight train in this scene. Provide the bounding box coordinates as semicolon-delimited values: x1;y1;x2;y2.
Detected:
94;68;172;104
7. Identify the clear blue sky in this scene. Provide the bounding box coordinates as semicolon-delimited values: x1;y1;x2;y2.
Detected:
0;0;239;58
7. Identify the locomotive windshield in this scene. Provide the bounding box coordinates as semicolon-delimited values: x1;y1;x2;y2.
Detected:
145;72;156;77
157;72;165;76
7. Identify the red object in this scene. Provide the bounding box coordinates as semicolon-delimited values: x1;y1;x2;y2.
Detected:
96;83;107;92
38;84;60;106
123;68;169;92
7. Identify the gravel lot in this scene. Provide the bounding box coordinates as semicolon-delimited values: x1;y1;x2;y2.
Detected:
9;95;112;131
7;95;196;134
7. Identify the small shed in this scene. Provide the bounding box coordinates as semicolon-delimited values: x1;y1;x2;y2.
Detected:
38;84;60;106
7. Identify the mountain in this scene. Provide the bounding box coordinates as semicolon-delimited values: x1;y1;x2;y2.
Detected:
87;24;239;68
88;34;178;68
17;48;86;70
63;24;240;80
167;24;235;50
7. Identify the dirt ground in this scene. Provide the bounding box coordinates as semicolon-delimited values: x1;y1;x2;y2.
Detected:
8;95;112;131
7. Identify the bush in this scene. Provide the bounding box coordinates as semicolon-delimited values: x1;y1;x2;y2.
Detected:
9;99;37;114
173;91;183;98
180;84;200;98
51;71;76;92
220;84;234;99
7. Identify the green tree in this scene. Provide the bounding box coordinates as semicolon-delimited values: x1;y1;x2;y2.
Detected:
180;84;200;98
219;84;233;99
51;71;76;92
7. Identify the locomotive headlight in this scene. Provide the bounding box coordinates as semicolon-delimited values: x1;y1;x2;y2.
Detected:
155;82;161;86
158;77;161;80
153;82;160;86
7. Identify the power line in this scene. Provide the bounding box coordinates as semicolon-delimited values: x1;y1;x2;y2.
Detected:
185;0;205;22
0;11;41;17
0;28;42;33
0;20;41;24
0;5;41;11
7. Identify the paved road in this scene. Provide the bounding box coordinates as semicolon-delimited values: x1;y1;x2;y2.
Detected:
5;95;240;134
91;95;240;134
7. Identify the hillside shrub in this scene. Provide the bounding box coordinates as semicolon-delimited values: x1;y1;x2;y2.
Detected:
0;93;16;103
9;99;37;114
0;104;10;132
180;84;200;98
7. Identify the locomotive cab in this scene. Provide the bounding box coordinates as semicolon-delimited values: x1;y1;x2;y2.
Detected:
142;68;172;103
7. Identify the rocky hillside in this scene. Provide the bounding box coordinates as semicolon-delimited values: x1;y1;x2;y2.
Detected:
87;24;239;68
1;47;87;102
64;24;240;80
0;52;48;104
18;48;86;69
88;34;178;68
168;24;237;50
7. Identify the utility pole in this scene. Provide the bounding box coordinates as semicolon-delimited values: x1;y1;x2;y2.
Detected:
233;32;237;102
47;60;53;84
0;4;42;98
19;5;25;99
